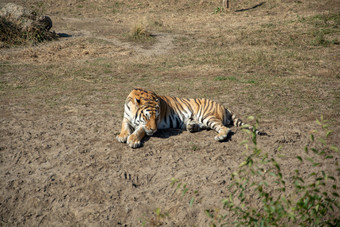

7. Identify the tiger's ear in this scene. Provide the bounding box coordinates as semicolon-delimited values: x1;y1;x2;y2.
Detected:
134;98;141;106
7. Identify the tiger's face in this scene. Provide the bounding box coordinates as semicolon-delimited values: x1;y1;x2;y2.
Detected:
140;102;160;136
132;89;161;136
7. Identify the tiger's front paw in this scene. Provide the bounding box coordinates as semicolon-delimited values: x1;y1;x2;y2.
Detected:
116;133;128;143
127;134;142;148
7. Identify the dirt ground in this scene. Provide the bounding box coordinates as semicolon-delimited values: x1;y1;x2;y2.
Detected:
1;0;340;226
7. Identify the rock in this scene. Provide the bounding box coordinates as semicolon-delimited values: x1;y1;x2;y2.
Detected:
37;16;53;31
0;3;52;32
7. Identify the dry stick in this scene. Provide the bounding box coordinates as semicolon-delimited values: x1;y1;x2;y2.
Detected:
222;0;230;9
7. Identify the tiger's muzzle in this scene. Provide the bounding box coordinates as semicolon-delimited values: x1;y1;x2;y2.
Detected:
145;128;157;136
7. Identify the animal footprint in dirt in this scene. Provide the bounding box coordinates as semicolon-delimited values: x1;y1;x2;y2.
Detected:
122;171;140;188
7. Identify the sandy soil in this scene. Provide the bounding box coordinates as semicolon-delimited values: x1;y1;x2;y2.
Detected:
1;95;331;226
1;0;339;226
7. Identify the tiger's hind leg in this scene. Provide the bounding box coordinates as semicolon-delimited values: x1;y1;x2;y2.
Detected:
204;117;231;142
214;126;231;141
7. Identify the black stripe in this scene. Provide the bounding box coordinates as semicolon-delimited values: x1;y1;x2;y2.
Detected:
176;116;182;128
169;116;173;128
181;98;193;114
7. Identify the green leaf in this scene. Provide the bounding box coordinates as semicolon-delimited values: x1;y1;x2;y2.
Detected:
205;210;213;218
296;176;305;183
189;197;195;208
330;145;339;153
313;162;321;167
308;183;316;188
306;157;314;163
328;176;335;181
269;172;277;177
319;138;326;145
326;130;333;137
316;118;322;126
182;184;188;196
182;188;188;196
305;146;309;154
248;116;255;121
312;148;318;154
332;192;339;197
171;177;178;186
155;208;161;216
296;156;303;162
311;134;315;142
241;140;249;145
239;161;247;168
176;183;182;191
274;163;280;171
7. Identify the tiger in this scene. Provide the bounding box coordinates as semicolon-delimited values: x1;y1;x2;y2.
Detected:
116;88;266;148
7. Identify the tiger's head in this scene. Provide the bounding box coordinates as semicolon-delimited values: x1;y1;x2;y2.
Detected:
132;88;161;136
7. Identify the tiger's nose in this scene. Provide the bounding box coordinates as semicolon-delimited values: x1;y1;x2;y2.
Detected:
146;128;157;136
145;128;157;136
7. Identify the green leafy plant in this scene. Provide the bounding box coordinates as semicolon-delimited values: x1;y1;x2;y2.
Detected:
171;178;198;208
141;207;169;227
213;7;225;14
216;116;340;226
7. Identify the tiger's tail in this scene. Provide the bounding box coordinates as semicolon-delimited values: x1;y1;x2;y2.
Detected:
227;109;267;136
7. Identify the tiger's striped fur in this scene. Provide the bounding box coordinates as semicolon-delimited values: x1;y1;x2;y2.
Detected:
116;88;264;148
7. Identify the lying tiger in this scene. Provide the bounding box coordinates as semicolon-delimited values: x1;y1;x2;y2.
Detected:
117;88;265;148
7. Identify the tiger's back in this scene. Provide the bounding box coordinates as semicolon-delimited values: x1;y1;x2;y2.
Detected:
157;96;228;129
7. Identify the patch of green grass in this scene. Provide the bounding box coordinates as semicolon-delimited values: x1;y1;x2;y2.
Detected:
215;76;236;81
0;81;8;91
111;1;126;14
213;6;225;14
296;13;340;47
311;29;339;46
310;14;340;27
190;143;199;151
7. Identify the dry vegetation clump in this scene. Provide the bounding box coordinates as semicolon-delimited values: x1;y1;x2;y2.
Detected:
0;17;22;47
0;17;57;47
0;3;57;47
128;21;154;43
